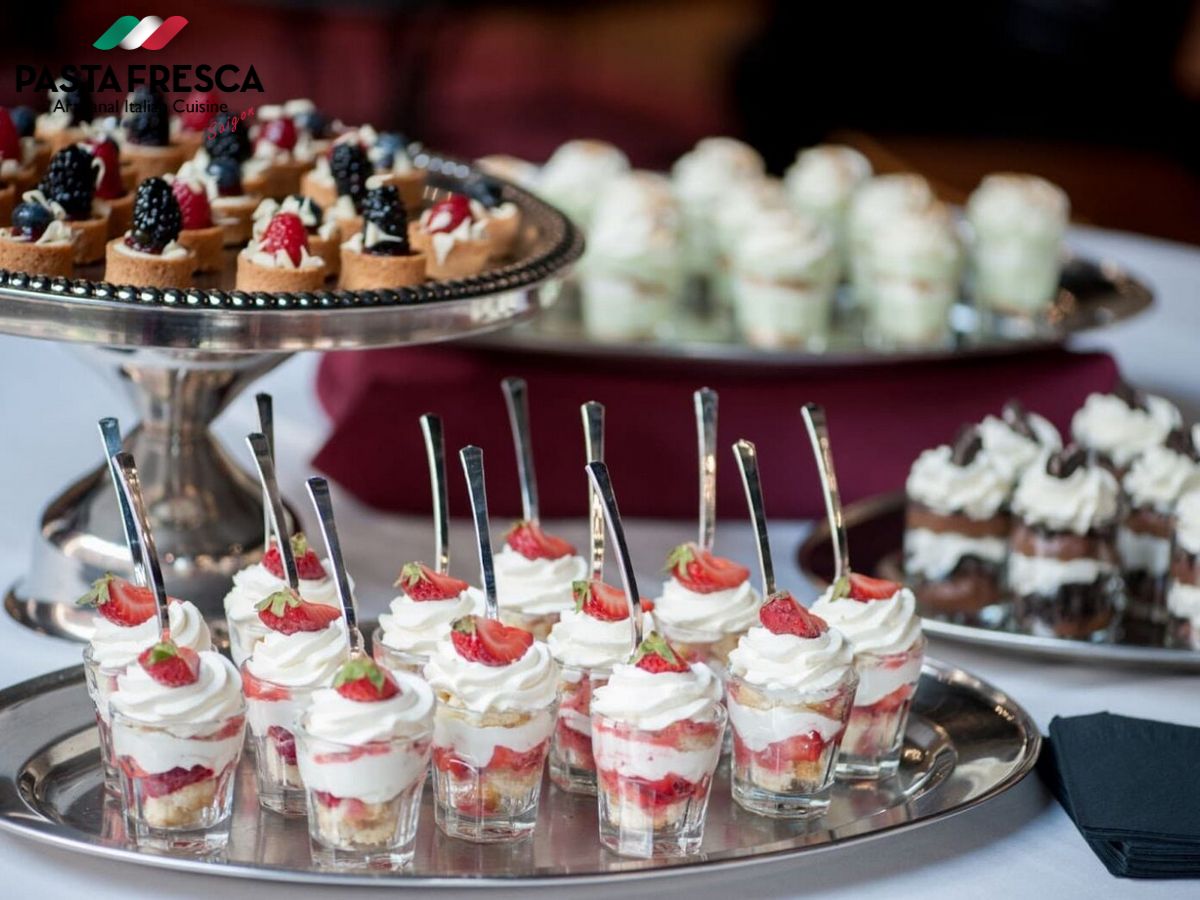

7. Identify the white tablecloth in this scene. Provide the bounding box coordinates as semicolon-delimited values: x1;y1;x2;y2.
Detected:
0;224;1197;898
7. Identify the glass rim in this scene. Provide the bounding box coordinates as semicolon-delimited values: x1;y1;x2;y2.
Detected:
292;716;432;751
854;633;927;663
724;666;859;699
554;659;615;678
434;697;559;724
592;701;727;735
370;627;432;664
238;658;332;693
108;702;247;731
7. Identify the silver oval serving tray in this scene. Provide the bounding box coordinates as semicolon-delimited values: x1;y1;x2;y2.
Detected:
797;492;1200;672
0;661;1038;887
470;255;1151;368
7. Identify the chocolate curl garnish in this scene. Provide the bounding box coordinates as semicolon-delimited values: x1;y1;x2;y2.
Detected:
1164;427;1198;461
1001;399;1036;440
1046;445;1087;479
951;425;984;466
1113;382;1148;412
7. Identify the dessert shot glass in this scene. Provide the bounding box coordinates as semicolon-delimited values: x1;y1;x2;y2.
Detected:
726;668;858;818
369;627;427;676
430;701;557;843
836;634;926;780
241;662;318;815
548;664;610;795
83;645;122;788
110;705;247;843
591;704;726;858
294;719;432;869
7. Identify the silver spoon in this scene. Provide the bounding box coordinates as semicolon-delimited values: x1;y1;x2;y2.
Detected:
581;401;605;581
420;413;451;574
695;387;718;552
111;451;171;642
585;461;643;654
97;417;143;586
501;376;539;524
733;439;776;598
255;393;274;555
460;445;499;620
246;432;299;592
801;403;851;588
305;476;362;655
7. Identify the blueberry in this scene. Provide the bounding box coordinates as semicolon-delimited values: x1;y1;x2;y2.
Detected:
12;201;52;239
9;106;35;138
371;131;409;169
206;156;243;197
295;109;331;139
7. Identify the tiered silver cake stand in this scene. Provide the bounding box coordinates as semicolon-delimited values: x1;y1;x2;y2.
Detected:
0;152;584;641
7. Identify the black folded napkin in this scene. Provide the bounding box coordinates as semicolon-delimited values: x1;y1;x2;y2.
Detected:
1039;712;1200;878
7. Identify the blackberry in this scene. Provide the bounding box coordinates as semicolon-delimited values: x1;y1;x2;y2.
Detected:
295;108;331;139
462;174;504;209
126;177;183;253
204;112;251;162
360;185;410;256
10;106;35;138
330;141;370;209
11;201;52;240
123;87;169;146
206;156;243;197
39;145;96;220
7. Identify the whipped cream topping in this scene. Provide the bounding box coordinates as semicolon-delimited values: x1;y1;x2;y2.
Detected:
784;144;872;215
423;638;559;713
727;624;855;693
112;650;243;725
89;600;212;670
731;209;837;283
654;575;762;644
1012;458;1120;534
1071;392;1181;468
1174;490;1200;556
848;174;935;247
978;411;1061;481
113;237;188;260
303;674;434;745
591;659;723;731
712;176;791;254
906;444;1013;518
671;137;764;212
329;193;358;221
1008;554;1114;596
537;140;630;226
419;213;488;265
245;618;350;690
377;586;485;656
867;205;962;280
1123;444;1200;513
584;170;683;283
252;195;338;240
224;560;339;625
967;173;1069;243
244;238;324;270
494;546;588;617
810;586;922;657
546;607;633;670
905;529;1007;579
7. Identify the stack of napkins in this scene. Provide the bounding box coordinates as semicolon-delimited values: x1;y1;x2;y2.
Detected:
1039;712;1200;878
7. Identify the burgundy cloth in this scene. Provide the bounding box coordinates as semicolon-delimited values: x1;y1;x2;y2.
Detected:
314;346;1119;521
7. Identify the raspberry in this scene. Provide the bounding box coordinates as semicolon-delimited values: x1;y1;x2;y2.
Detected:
258;212;309;267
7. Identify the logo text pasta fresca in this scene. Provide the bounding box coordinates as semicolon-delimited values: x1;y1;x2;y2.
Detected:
93;15;189;51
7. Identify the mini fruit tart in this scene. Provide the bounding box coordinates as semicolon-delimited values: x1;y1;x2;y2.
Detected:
169;172;225;273
0;190;76;277
236;210;328;292
121;88;186;185
170;89;219;159
192;155;260;247
0;107;40;193
253;194;341;275
308;139;370;241
409;193;490;280
365;128;425;211
39;145;109;264
87;136;135;239
339;184;425;289
464;175;521;259
105;177;196;288
9;106;51;179
248;111;314;198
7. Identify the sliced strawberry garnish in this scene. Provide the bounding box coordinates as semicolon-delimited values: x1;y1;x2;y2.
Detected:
571;579;630;622
171;176;213;230
423;194;472;233
88;137;125;199
846;573;901;602
630;632;689;674
138;640;201;687
179;90;217;131
255;589;341;634
77;573;158;627
258;212;309;267
0;108;21;161
665;542;750;594
395;561;470;601
449;615;533;666
262;533;327;581
261;116;297;152
333;656;400;702
758;591;827;638
506;520;576;561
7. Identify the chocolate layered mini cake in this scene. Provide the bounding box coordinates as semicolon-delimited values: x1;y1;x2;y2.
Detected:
1008;446;1122;639
1167;490;1200;649
1070;385;1181;476
1122;431;1200;624
904;425;1014;624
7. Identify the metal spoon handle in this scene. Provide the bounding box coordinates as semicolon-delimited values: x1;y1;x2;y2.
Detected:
585;461;642;654
460;445;499;619
305;477;361;653
801;403;851;582
111;452;171;641
420;413;451;573
256;393;274;555
695;387;718;551
246;432;299;590
501;376;539;523
582;401;605;580
733;440;776;597
97;418;143;585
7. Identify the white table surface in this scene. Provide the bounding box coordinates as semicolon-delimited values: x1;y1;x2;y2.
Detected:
0;224;1197;898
